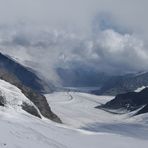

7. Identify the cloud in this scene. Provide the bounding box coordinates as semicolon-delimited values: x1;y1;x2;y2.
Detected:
0;0;148;85
0;0;147;35
0;23;148;83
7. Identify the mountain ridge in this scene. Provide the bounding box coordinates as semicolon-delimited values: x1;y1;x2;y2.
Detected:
0;52;61;123
97;87;148;116
92;72;148;95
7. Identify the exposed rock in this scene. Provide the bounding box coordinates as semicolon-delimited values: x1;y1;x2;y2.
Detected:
21;102;41;118
19;84;62;123
0;96;5;106
97;88;148;116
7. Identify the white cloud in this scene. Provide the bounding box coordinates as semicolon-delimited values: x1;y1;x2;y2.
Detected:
0;25;148;82
0;0;148;84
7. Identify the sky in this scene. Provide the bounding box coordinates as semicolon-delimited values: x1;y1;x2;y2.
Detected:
0;0;148;85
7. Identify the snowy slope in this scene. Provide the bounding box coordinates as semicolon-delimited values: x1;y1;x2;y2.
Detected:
0;108;148;148
0;79;36;111
0;80;148;147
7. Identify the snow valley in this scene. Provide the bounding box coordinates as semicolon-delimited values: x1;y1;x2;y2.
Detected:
0;84;148;148
0;49;147;148
0;0;148;147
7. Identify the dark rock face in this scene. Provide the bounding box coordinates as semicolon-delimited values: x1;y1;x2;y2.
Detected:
19;85;61;123
92;73;148;95
136;104;148;115
0;52;61;123
21;102;41;118
98;88;148;115
0;53;55;93
0;96;5;106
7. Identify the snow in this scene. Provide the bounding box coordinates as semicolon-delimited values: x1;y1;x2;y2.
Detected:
0;81;148;147
45;92;148;129
0;107;148;148
45;92;130;127
0;79;35;110
135;86;147;92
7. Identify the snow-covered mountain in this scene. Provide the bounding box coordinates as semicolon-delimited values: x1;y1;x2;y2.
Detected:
0;51;148;147
0;52;61;123
92;72;148;95
97;87;148;116
0;52;55;93
2;50;148;96
56;66;148;96
0;79;40;115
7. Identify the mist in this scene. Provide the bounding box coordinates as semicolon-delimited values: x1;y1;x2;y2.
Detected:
0;0;148;85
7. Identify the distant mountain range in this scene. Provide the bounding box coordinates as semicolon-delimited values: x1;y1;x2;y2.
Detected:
92;72;148;95
56;67;110;87
57;67;148;95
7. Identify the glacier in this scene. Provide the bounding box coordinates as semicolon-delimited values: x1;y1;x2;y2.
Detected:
0;80;147;147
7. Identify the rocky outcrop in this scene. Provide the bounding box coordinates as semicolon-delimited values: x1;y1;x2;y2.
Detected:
0;96;5;106
97;88;148;116
19;84;61;123
21;102;41;118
